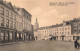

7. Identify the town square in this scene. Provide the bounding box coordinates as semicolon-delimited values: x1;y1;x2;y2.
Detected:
0;0;80;51
0;40;80;51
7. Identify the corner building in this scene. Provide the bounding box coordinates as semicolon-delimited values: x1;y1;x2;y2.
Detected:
0;0;33;42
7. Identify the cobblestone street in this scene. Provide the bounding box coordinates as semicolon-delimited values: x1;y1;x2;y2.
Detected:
0;40;80;51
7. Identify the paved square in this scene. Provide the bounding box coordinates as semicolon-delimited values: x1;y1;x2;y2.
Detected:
0;40;80;51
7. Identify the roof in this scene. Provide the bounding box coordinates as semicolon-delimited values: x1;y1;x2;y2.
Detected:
38;18;80;30
38;23;64;30
65;17;80;24
0;1;17;13
22;8;32;17
13;6;32;17
0;1;32;17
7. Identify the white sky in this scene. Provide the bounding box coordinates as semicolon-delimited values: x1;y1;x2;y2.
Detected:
6;0;80;27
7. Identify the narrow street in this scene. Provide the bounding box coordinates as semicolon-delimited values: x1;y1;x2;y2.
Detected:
0;40;79;51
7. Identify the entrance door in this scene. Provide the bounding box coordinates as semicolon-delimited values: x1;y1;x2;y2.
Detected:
77;36;79;40
1;31;5;42
62;36;64;41
54;37;56;40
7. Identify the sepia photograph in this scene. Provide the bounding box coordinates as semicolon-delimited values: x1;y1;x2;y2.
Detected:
0;0;80;51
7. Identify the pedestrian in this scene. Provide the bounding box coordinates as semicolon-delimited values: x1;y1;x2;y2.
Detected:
74;39;79;49
50;37;52;41
33;37;35;41
34;38;35;41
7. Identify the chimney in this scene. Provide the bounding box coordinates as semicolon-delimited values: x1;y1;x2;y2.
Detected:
63;20;66;26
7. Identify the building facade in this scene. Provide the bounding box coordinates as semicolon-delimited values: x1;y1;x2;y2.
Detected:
66;18;80;41
0;0;33;43
34;17;80;41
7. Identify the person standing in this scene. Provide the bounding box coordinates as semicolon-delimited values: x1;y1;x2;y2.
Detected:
74;39;79;49
50;37;52;41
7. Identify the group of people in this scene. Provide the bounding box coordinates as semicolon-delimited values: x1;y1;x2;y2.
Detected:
74;39;80;49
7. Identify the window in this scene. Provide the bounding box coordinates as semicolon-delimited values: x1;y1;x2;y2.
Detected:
14;22;16;29
14;14;16;20
10;21;13;28
5;31;9;40
68;32;70;35
6;10;9;17
62;28;64;31
65;28;67;30
0;7;4;15
74;23;77;26
74;29;77;33
27;16;28;19
23;12;25;16
79;29;80;33
10;21;11;28
79;22;80;25
6;19;9;27
65;32;66;35
57;32;58;34
62;32;64;35
10;13;13;19
1;31;4;41
60;28;61;31
10;32;13;40
1;17;4;26
60;32;61;35
17;21;18;29
55;32;56;35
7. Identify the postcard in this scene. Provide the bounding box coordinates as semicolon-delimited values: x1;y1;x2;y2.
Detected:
0;0;80;51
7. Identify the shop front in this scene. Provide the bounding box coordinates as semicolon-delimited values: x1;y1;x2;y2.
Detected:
73;36;80;40
16;31;23;41
61;35;65;41
0;28;16;43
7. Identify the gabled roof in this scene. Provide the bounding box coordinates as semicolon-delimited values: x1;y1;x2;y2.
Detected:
0;1;16;13
13;6;32;17
22;8;32;17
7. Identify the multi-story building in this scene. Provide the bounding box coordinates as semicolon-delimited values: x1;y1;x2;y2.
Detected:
0;0;33;43
34;17;80;41
66;18;80;40
13;7;33;41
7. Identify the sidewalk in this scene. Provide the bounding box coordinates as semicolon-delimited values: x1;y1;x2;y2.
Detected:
0;42;22;46
0;41;34;46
